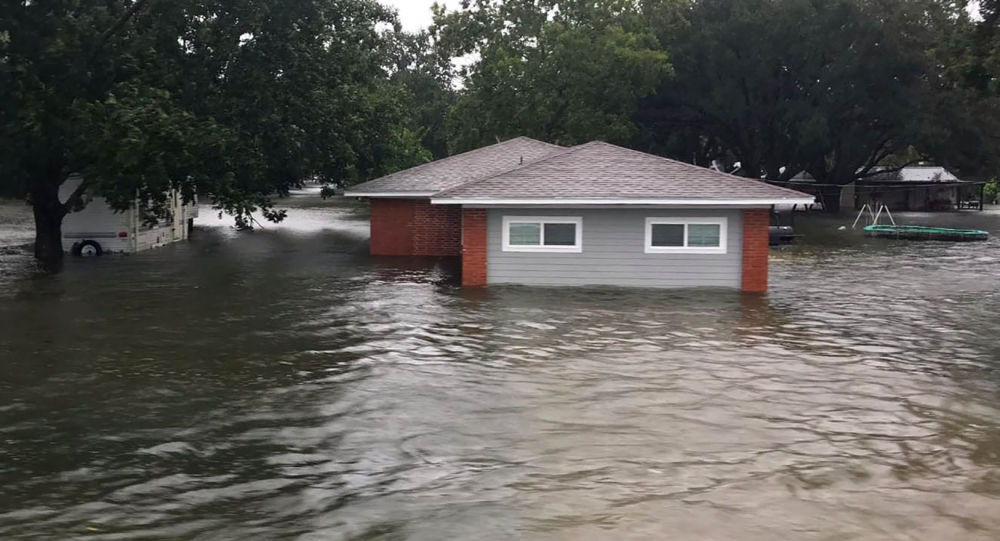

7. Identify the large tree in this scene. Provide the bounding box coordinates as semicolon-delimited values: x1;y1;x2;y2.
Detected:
434;0;672;152
0;0;404;261
387;30;456;160
919;0;1000;181
640;0;972;211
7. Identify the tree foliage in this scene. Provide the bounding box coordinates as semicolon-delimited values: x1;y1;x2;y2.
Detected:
4;0;999;257
922;0;1000;181
431;0;998;211
985;178;999;203
0;0;408;258
388;29;456;160
639;0;981;210
435;0;672;151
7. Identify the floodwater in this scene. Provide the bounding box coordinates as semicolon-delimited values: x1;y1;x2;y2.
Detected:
1;192;999;540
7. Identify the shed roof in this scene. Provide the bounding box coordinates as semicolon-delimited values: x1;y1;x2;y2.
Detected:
869;166;961;183
432;142;813;205
344;137;565;196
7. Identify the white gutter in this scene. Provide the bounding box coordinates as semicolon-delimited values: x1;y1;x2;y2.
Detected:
343;191;437;198
430;197;817;207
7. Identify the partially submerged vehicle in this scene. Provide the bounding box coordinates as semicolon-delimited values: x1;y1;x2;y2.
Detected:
769;224;795;245
769;210;799;246
60;176;198;256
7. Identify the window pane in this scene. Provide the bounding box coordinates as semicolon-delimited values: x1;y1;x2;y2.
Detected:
651;224;685;247
509;223;541;245
688;224;721;247
543;223;576;246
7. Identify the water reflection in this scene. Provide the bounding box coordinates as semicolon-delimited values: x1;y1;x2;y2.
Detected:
0;199;999;539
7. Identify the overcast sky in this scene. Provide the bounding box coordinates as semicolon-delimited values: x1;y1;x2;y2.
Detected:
382;0;462;32
383;1;984;31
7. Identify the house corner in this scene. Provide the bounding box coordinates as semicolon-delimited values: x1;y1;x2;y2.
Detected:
741;209;769;293
461;208;487;287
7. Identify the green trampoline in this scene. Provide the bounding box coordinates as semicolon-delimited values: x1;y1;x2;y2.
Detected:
863;224;989;242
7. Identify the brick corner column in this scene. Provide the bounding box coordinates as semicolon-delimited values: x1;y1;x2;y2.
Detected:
741;209;770;293
461;208;487;287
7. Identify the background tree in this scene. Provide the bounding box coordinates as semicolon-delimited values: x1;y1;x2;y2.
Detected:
5;0;996;246
0;0;407;261
434;0;672;152
640;0;966;211
920;0;1000;182
388;30;456;160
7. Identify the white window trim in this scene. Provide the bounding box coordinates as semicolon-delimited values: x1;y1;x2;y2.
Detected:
645;217;728;254
502;216;583;253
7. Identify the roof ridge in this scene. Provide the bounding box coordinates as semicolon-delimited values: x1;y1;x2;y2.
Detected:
356;136;562;189
432;139;815;202
586;141;818;199
433;142;592;198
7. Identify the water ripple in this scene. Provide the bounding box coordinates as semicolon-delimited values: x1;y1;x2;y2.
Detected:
1;203;999;539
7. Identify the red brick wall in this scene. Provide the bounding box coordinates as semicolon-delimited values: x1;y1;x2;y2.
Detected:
413;200;462;256
461;208;488;286
741;209;770;293
370;199;416;256
369;199;461;257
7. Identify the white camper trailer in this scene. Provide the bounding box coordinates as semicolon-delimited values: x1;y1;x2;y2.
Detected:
60;176;198;256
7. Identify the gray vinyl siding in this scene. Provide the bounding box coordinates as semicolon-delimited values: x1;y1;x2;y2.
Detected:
486;208;743;288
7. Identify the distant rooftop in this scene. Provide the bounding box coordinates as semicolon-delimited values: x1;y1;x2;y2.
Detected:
790;166;974;184
869;166;960;183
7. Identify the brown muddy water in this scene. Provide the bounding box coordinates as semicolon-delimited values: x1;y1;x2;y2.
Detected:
1;192;999;540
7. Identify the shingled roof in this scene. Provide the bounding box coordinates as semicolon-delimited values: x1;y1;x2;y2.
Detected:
431;142;813;205
344;136;565;196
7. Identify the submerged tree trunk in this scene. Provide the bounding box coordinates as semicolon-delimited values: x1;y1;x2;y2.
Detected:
31;182;66;262
817;184;844;214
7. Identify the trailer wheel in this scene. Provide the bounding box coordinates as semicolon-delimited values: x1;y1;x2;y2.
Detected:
72;240;103;257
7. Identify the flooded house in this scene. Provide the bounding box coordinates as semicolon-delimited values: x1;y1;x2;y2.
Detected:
854;166;987;211
345;138;814;292
787;166;986;212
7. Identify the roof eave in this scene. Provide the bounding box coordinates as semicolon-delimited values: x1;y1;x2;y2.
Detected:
344;191;438;198
430;197;817;207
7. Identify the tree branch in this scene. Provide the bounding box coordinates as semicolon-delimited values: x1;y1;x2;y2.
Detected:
855;158;925;180
93;0;152;55
61;177;92;215
858;135;898;174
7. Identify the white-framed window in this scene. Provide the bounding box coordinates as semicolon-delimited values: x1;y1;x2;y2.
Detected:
502;216;582;253
645;217;727;254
